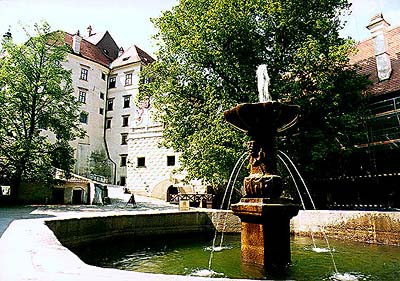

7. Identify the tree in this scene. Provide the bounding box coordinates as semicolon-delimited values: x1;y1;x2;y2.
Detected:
139;0;370;192
0;22;83;198
89;149;112;181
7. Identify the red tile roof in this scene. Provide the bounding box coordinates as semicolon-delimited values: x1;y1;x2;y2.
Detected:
64;32;113;67
350;25;400;96
64;32;154;69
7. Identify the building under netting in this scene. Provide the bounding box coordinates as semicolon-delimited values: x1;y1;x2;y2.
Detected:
318;13;400;210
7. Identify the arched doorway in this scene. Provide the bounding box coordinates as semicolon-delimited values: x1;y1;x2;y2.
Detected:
167;185;178;202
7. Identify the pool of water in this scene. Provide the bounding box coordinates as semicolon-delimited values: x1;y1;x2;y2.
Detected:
75;234;400;280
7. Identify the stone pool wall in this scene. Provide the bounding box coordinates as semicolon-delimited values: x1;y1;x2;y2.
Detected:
46;210;241;248
46;212;211;248
291;210;400;246
44;209;400;249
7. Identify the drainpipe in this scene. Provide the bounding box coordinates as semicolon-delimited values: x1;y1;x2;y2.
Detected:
103;71;117;185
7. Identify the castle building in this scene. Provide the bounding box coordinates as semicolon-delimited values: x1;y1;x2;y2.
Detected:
62;28;195;201
61;28;162;187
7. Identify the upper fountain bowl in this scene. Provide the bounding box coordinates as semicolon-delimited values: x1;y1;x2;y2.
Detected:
224;101;300;136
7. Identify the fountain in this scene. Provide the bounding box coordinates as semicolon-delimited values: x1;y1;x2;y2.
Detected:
224;64;301;272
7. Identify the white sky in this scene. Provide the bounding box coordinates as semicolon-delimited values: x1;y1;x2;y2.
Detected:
341;0;400;41
0;0;178;57
0;0;400;58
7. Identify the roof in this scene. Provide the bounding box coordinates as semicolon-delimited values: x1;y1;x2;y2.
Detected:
84;32;106;45
350;24;400;96
64;32;113;67
111;45;155;68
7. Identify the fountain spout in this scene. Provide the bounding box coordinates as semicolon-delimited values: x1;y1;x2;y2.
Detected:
257;64;272;102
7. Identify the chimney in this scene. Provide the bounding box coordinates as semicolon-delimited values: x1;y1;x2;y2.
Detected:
87;25;93;37
118;47;124;57
72;30;82;54
367;13;392;81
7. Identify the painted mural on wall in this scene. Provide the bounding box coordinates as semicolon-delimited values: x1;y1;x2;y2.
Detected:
134;100;152;127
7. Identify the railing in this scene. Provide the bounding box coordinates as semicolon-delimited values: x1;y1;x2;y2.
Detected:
169;193;214;204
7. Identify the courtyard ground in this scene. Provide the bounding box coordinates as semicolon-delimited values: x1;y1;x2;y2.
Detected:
0;186;178;237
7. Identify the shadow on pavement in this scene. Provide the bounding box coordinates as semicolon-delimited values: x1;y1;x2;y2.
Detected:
0;206;55;237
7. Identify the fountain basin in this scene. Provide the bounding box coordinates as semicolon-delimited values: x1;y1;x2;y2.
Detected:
223;102;299;136
1;210;400;280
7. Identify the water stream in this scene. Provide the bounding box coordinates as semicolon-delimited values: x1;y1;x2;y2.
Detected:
207;152;248;272
278;150;339;274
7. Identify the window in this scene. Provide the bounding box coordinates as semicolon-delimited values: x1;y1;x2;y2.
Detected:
107;99;114;111
101;72;106;80
120;155;127;167
137;157;145;167
80;68;88;81
122;115;129;127
123;95;130;108
106;118;112;129
99;108;104;115
109;76;116;88
125;73;132;86
79;112;88;124
119;176;126;186
167;156;176;166
121;133;128;145
78;90;86;103
100;92;105;100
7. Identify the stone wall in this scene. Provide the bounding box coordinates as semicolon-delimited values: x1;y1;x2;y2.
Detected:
291;210;400;246
45;209;400;249
45;210;242;249
46;212;216;248
18;182;52;204
205;210;241;233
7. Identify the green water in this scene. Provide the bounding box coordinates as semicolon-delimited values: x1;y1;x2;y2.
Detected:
76;234;400;280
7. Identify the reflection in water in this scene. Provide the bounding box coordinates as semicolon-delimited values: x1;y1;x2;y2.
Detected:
75;234;400;281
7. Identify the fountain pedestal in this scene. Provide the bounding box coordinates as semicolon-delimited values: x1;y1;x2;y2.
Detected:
224;101;300;272
231;198;299;270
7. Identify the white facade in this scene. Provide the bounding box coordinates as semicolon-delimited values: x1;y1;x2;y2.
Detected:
127;125;180;199
105;62;141;185
64;52;109;176
58;30;197;200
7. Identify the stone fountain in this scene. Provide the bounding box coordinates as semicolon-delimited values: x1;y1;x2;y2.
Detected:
224;64;300;272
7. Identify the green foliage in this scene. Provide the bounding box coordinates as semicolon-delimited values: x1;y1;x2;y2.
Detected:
139;0;370;188
0;22;83;195
89;149;112;180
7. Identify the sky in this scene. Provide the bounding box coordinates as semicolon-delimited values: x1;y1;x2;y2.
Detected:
0;0;400;58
